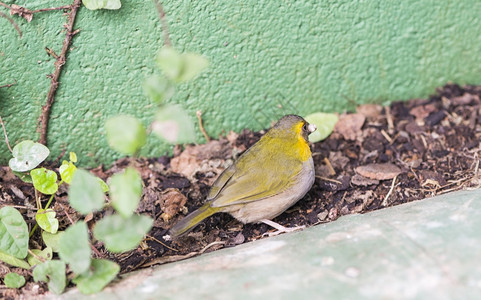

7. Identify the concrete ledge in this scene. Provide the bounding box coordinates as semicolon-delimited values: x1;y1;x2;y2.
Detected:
55;189;481;299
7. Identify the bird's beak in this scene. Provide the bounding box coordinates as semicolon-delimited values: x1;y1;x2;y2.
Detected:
307;124;317;133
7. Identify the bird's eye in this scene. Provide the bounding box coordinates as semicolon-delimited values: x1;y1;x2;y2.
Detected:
302;123;307;131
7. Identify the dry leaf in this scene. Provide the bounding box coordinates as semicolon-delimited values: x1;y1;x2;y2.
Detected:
157;188;188;222
334;113;365;140
355;163;401;180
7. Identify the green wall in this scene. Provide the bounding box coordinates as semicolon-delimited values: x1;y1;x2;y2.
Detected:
1;0;481;167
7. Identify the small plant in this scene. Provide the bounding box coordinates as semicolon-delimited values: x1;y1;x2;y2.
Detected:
2;41;208;298
106;45;208;150
1;140;151;294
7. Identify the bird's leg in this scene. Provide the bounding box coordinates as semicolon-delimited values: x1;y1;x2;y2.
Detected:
260;219;305;237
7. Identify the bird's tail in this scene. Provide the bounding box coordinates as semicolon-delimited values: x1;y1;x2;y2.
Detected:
169;203;218;237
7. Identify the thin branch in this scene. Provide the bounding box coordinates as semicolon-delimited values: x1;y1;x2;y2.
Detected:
0;10;22;37
0;80;17;89
31;5;72;13
146;234;178;252
0;116;12;152
152;0;172;47
38;0;82;146
0;1;72;24
196;110;210;141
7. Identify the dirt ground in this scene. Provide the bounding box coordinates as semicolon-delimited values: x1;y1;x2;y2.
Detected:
1;83;481;298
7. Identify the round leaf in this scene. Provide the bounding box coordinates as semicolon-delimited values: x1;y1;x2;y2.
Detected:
59;161;77;184
0;207;28;259
156;47;208;83
69;151;78;163
109;167;143;218
69;169;105;215
98;177;109;193
179;52;209;82
33;260;66;295
143;75;175;104
35;209;59;234
27;247;53;266
93;214;153;253
0;250;30;269
59;222;91;274
156;47;183;81
72;259;120;294
304;112;339;143
83;0;121;10
152;105;196;144
8;140;50;172
12;171;32;183
42;231;64;253
4;272;26;288
31;168;58;195
105;115;147;155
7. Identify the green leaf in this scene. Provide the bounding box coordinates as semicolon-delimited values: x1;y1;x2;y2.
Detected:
0;250;30;269
59;161;77;184
9;140;50;172
98;177;109;193
35;209;59;234
152;105;196;144
12;171;33;183
42;231;64;253
33;260;66;295
69;169;105;215
69;152;78;163
27;247;53;266
105;115;147;155
156;47;208;83
31;168;58;195
4;272;26;288
73;259;120;294
304;112;339;143
94;214;153;253
109;167;143;218
59;222;91;274
82;0;121;10
143;75;175;104
0;207;28;259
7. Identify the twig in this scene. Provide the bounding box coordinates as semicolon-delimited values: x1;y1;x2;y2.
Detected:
59;202;74;224
45;47;59;59
315;175;342;185
323;157;336;176
0;11;22;37
38;0;82;146
380;129;392;143
28;249;46;263
146;234;178;252
384;105;394;131
196;110;210;141
31;5;72;13
152;0;172;47
382;175;398;206
0;80;17;89
0;116;12;152
141;241;226;268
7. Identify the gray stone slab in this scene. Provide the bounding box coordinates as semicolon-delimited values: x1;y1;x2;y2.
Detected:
53;189;481;299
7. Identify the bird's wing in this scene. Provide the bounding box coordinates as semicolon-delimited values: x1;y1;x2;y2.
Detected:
208;145;301;207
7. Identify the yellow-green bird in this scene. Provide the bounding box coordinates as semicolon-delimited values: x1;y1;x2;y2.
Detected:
170;115;317;237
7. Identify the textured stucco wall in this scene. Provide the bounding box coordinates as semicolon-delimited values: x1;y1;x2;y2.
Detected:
1;0;481;167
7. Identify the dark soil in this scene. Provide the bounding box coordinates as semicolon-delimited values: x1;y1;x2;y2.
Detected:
2;83;481;298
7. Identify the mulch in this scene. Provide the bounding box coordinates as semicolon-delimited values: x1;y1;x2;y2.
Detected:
1;83;481;298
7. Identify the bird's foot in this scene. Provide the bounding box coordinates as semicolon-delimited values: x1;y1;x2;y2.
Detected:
261;219;305;237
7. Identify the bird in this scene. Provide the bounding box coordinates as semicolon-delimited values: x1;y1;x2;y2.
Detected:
169;114;317;237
